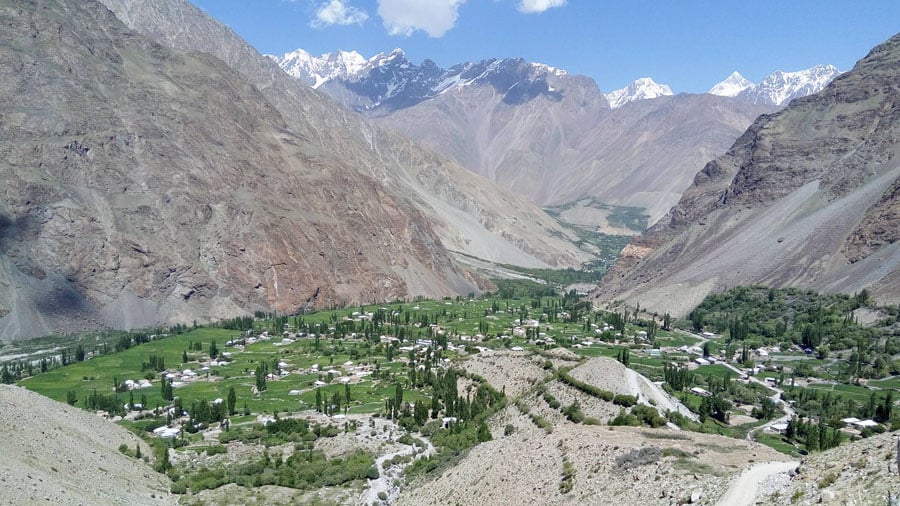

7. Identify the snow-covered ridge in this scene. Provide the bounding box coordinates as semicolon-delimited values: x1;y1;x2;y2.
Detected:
269;47;569;109
604;77;674;109
271;48;368;89
709;65;842;106
270;46;840;110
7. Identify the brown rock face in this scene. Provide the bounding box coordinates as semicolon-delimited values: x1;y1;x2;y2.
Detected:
596;33;900;315
0;0;588;340
96;0;590;273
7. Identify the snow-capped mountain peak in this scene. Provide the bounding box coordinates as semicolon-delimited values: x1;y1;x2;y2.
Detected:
707;65;841;105
748;65;841;105
708;71;752;97
268;49;367;88
269;47;840;112
744;64;841;106
605;77;674;109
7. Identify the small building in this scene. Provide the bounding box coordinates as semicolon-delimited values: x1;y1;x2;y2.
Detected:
690;387;711;397
152;426;181;438
852;419;880;430
694;357;710;366
768;422;789;434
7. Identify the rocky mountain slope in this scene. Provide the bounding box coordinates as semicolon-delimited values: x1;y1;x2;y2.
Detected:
381;88;775;224
597;33;900;315
98;1;590;269
758;430;900;505
0;385;171;505
0;0;589;340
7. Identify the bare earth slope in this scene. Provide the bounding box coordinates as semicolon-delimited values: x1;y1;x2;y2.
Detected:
570;357;696;420
758;430;900;505
0;385;171;505
397;423;787;506
597;33;900;315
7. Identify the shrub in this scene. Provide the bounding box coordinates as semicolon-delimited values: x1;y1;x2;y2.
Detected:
817;471;838;489
615;447;662;470
170;481;187;494
205;445;227;456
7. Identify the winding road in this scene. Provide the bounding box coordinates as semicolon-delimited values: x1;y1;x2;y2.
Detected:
674;329;796;441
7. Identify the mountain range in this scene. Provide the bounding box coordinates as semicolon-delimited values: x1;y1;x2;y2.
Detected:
597;33;900;314
271;48;830;224
271;48;841;111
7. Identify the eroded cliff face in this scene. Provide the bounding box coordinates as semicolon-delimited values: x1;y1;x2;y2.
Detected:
0;0;485;339
96;0;591;271
596;33;900;315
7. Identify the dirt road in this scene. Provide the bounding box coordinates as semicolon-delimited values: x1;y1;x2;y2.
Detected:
715;460;799;506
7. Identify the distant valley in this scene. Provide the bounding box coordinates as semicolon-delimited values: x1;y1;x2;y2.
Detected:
270;48;839;226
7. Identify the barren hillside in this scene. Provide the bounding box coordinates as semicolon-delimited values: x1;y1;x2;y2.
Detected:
96;0;592;268
376;83;774;225
758;430;900;505
0;385;171;505
398;420;786;506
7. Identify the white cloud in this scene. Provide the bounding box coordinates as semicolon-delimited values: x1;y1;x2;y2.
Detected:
518;0;566;14
377;0;465;38
312;0;369;27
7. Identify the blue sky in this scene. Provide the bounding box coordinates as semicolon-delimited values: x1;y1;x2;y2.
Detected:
191;0;900;93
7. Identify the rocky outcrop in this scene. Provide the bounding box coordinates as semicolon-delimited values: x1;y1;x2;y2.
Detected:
596;33;900;315
758;430;900;505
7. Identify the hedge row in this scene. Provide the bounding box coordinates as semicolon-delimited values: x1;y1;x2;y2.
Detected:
556;367;637;408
